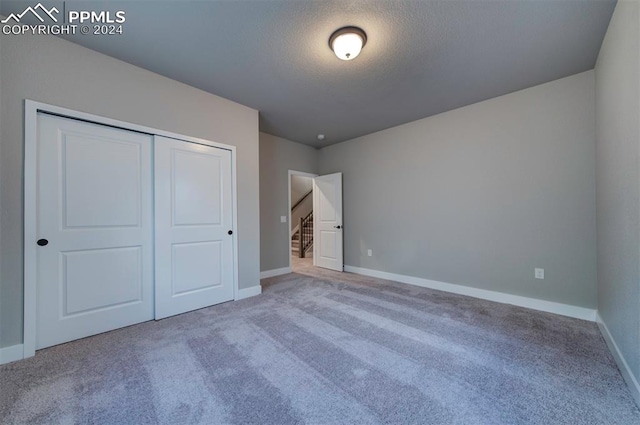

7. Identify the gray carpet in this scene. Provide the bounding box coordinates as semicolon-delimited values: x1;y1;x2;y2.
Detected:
1;265;639;425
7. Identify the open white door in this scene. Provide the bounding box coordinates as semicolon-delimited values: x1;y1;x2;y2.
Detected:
154;136;235;319
313;173;343;271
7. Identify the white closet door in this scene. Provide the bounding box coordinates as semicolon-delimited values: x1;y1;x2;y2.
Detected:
154;136;234;319
36;113;154;350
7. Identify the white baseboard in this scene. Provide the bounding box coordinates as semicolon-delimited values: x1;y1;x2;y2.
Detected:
597;313;640;407
260;267;292;279
237;285;262;300
0;344;24;365
344;266;597;321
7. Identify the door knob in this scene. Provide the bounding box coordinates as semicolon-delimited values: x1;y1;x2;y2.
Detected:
334;225;342;229
228;230;233;235
37;239;49;246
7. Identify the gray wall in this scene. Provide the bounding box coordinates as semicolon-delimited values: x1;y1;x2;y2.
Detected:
260;132;317;272
0;32;260;349
319;71;597;308
595;0;640;389
0;30;3;343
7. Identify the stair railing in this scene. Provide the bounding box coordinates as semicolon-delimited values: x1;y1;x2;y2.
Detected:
291;189;312;212
298;211;313;258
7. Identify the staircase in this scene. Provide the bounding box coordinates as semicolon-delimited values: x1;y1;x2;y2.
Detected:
291;211;313;258
291;232;301;256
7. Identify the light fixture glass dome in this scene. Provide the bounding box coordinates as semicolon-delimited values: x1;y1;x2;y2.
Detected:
329;27;367;61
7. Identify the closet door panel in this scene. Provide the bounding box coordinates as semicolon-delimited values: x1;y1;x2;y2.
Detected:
35;113;153;349
154;136;234;319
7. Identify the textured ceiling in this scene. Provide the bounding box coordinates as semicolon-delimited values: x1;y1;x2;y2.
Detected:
1;0;616;147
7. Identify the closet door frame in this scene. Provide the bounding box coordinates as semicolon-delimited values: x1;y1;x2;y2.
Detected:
23;100;239;360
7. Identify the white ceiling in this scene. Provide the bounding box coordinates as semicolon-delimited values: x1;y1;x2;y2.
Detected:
1;0;616;147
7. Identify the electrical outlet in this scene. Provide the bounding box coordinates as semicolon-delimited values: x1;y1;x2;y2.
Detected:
367;249;373;257
535;268;545;280
280;216;287;223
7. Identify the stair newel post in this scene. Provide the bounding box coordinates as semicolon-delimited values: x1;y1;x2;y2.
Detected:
299;217;305;258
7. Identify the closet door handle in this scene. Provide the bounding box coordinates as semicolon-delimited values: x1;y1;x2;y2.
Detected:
37;239;49;246
228;230;233;235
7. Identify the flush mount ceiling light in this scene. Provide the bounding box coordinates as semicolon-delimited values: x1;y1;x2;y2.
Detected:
329;26;367;61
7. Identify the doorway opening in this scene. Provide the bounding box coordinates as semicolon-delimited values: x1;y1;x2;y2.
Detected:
289;170;316;273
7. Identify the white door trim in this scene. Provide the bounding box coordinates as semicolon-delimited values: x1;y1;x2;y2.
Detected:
23;100;239;360
288;170;318;270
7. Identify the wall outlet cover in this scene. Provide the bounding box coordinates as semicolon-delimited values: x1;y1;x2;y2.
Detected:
367;249;373;257
535;268;545;279
280;216;287;223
